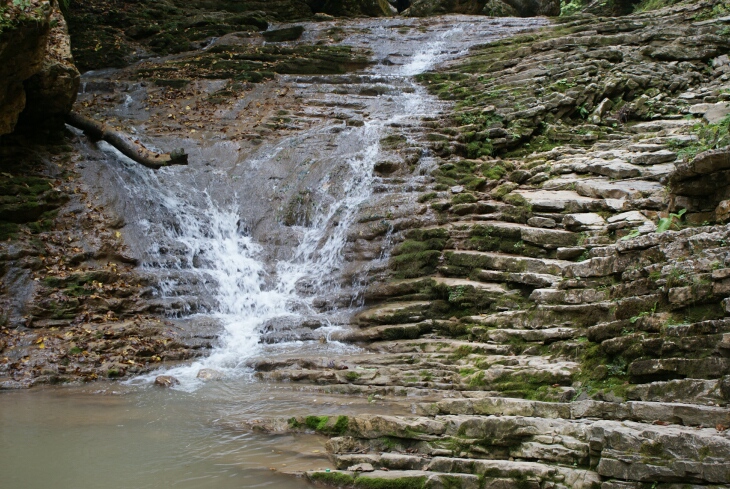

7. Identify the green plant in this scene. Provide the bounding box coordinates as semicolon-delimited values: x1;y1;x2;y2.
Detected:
677;115;730;160
630;302;658;323
656;208;686;233
559;0;586;16
578;104;589;119
448;285;467;302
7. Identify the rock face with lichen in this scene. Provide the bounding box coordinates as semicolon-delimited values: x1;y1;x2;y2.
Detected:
0;0;79;136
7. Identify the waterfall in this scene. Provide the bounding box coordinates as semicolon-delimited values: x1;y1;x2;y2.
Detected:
88;17;547;390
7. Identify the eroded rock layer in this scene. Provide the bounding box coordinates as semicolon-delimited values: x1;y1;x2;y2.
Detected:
233;2;730;488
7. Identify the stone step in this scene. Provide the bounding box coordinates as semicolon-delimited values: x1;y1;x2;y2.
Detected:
421;397;730;429
513;189;603;213
305;469;481;489
443;250;573;276
354;301;432;326
475;269;561;288
315;413;730;484
366;338;511;356
629;119;696;134
629;357;730;383
332;322;434;342
575;178;664;201
562;212;607;232
428;458;600;489
474;327;579;344
530;287;609;305
627;377;729;406
356;280;515;325
465;300;618;329
446;220;579;250
601;331;730;362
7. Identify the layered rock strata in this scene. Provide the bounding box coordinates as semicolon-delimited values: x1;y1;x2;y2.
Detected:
235;2;730;488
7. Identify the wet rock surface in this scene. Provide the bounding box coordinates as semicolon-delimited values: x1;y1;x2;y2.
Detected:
210;2;730;488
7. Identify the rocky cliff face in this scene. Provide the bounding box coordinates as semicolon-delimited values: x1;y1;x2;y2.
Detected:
0;0;80;137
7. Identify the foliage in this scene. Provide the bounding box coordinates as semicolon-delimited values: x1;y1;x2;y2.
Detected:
560;0;587;16
0;0;47;34
676;115;730;160
656;208;686;233
633;0;683;13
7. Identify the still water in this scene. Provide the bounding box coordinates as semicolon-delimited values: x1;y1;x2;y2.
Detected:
0;379;409;489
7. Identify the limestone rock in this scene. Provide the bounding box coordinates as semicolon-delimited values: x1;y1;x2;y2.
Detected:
716;200;730;222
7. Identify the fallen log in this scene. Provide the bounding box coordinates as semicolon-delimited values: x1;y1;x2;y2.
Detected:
65;111;188;169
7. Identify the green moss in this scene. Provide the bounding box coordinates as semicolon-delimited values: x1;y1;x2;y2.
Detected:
438;475;464;489
381;134;408;148
390;230;448;279
345;371;361;381
417;192;438;203
309;471;356;487
449;345;473;360
491;183;518;199
452;193;477;205
354;476;426;489
0;222;19;240
305;415;329;431
491;371;570;400
332;415;349;435
468;370;486;388
390;250;442;278
639;440;666;458
466;140;493;158
482;163;506;180
503;193;530;208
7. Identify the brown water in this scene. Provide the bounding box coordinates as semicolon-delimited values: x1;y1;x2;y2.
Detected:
0;380;409;489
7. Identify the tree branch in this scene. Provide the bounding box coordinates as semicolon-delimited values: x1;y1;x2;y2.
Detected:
66;111;188;169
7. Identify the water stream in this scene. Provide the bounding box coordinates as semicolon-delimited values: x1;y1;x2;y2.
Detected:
0;15;547;488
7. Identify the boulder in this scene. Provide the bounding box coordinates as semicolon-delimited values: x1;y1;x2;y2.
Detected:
0;0;52;135
669;146;730;218
0;1;79;136
19;4;80;131
154;375;180;387
196;368;224;381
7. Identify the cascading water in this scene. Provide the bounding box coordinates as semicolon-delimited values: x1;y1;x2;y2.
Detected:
84;17;548;390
